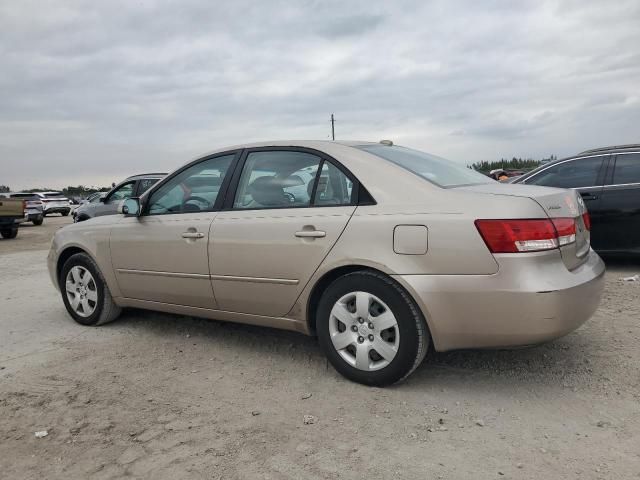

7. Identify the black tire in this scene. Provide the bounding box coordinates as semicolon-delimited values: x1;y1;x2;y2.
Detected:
60;252;122;326
32;216;44;226
1;227;18;239
316;270;429;386
61;210;70;216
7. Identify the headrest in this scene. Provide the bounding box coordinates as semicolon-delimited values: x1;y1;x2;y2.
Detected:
248;176;286;206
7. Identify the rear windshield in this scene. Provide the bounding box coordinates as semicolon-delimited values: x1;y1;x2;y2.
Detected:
357;145;493;188
44;193;65;198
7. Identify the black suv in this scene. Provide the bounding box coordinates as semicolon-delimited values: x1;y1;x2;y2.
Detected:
513;145;640;255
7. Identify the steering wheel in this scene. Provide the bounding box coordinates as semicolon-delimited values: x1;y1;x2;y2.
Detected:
283;192;296;204
183;195;212;212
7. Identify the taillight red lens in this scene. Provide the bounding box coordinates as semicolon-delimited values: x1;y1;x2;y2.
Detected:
582;212;591;231
475;218;577;253
550;218;577;246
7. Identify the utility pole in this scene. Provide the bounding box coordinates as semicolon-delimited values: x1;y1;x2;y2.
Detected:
330;114;335;140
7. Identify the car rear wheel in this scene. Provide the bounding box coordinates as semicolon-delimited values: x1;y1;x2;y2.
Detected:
60;253;122;326
317;270;429;386
1;227;18;239
32;216;44;226
61;210;70;216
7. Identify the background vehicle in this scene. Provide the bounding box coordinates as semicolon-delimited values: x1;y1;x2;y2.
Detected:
0;197;25;238
28;192;72;216
48;141;604;386
79;192;106;205
73;174;165;222
7;193;44;225
513;144;640;255
72;192;106;221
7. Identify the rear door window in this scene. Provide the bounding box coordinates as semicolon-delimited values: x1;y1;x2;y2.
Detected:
312;161;354;206
526;156;606;188
610;153;640;185
233;151;322;209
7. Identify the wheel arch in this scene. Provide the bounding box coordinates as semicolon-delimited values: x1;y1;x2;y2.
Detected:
56;246;93;284
305;265;434;344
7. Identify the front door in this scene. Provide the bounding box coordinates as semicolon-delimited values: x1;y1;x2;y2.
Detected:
210;149;357;317
110;153;236;308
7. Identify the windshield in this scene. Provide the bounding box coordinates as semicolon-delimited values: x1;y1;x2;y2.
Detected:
357;145;493;188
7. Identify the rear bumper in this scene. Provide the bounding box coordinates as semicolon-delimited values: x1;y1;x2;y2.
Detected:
394;249;605;351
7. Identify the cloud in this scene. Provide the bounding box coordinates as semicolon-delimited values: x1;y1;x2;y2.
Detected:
1;0;639;189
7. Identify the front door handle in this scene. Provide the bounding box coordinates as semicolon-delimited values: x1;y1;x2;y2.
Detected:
182;232;205;239
295;230;326;238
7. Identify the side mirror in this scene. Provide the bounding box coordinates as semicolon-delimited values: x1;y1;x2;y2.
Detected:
119;197;141;216
99;196;107;203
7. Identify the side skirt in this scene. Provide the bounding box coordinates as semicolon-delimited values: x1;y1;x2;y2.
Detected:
115;297;310;335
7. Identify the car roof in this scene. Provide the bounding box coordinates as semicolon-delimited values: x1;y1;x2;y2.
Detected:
578;144;640;155
194;139;381;157
124;173;167;180
514;144;640;183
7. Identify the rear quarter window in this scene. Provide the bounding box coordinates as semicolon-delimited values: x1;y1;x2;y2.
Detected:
611;153;640;184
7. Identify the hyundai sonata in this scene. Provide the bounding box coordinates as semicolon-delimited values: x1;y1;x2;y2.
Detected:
48;141;605;385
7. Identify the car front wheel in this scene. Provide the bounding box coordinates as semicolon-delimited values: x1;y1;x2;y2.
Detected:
60;253;122;326
317;270;429;386
32;215;44;226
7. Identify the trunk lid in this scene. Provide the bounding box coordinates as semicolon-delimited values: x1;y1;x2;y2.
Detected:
457;183;590;270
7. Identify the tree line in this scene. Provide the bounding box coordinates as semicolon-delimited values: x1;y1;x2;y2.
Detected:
469;155;557;173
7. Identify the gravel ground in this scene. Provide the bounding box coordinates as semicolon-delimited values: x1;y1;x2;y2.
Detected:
1;216;639;479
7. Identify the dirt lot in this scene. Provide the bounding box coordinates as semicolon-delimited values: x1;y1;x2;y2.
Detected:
1;216;639;479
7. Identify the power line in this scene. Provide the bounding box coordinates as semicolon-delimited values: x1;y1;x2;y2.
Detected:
330;113;335;140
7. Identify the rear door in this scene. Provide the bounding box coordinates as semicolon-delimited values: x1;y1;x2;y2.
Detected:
209;148;357;317
523;155;609;250
597;152;640;253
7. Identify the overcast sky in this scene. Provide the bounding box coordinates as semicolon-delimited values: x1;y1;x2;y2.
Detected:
1;0;639;190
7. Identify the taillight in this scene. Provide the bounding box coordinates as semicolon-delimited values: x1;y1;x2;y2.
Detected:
475;218;577;253
582;212;591;231
22;200;27;212
550;218;576;247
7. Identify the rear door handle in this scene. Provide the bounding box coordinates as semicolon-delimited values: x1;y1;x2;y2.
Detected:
295;230;326;238
580;193;599;201
182;232;205;239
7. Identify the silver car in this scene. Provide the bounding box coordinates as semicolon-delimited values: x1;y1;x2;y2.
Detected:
48;141;604;386
73;173;165;222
